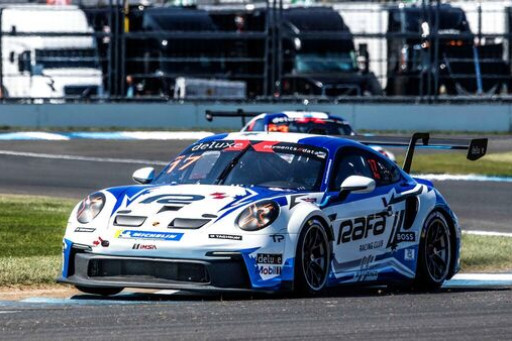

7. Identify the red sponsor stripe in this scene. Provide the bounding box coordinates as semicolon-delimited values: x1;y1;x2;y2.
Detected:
225;140;251;151
252;141;279;152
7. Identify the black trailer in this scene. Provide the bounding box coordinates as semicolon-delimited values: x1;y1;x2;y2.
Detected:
386;3;511;96
83;4;383;99
278;7;382;97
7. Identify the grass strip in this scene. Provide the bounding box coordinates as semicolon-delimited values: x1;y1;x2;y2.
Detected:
460;234;512;272
0;194;510;287
0;256;61;286
396;152;512;177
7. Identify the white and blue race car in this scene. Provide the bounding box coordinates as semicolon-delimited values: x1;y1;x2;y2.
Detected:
207;109;397;161
59;132;487;295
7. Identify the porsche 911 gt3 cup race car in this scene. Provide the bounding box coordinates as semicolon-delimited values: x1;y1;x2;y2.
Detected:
206;110;397;162
58;132;487;295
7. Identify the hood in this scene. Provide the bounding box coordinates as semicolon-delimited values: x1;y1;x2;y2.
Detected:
105;184;290;230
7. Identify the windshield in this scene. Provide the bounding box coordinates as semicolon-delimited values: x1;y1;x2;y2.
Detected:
34;48;99;69
154;140;327;191
267;118;353;136
295;52;357;73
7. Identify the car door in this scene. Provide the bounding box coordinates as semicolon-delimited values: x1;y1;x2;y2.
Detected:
324;147;403;283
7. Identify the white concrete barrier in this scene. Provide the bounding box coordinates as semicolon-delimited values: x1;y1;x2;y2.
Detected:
0;102;510;132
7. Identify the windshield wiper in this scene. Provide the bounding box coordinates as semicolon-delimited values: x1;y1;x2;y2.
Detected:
215;146;251;185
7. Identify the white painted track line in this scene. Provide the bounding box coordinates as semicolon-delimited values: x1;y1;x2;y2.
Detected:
463;230;512;237
0;150;168;166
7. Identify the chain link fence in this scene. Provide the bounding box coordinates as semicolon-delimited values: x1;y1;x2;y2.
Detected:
1;0;512;102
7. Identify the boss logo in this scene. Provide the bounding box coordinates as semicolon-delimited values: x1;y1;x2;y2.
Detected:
396;232;416;242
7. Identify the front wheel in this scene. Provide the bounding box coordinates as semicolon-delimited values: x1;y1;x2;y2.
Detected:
414;211;453;291
75;286;124;296
294;218;331;295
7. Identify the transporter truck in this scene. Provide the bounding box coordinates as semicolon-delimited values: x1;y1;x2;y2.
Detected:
0;5;103;99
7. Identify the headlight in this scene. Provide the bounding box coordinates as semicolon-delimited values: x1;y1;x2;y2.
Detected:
236;200;279;231
76;192;106;224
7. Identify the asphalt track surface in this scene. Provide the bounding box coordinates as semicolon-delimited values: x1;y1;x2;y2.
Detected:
0;139;510;232
0;288;511;340
0;139;511;340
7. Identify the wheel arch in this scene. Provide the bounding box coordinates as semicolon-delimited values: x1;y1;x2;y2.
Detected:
421;206;459;278
286;203;333;240
434;207;459;278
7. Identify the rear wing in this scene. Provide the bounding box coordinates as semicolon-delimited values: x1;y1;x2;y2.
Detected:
345;133;488;173
205;109;261;126
204;109;335;126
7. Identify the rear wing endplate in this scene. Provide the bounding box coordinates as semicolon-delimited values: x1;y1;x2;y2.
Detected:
346;132;488;173
205;109;261;126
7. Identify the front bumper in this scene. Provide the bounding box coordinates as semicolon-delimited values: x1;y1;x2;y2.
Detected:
58;243;292;293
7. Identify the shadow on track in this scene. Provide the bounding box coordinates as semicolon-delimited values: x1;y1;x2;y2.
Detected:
68;285;511;304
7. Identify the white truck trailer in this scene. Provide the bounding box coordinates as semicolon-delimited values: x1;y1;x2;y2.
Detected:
0;5;103;99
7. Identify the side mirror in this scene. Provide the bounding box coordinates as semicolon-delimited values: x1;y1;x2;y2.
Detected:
340;175;375;195
132;167;155;184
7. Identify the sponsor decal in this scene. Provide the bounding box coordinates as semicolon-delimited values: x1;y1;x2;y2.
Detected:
257;253;283;265
132;244;157;250
210;192;227;200
359;240;384;252
208;234;242;241
115;230;184;241
74;227;96;233
270;234;285;243
337;212;387;244
404;249;415;261
224;140;251;151
357;255;377;282
140;194;204;205
252;141;280;153
190;141;237;152
396;232;416;242
256;265;282;275
289;194;317;209
92;237;109;247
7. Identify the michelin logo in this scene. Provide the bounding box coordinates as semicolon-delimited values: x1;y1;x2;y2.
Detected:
115;230;184;241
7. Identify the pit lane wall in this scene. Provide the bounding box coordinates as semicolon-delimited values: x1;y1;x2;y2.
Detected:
0;102;510;132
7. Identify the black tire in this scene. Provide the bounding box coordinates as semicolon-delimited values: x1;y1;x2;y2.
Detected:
294;218;331;295
414;211;452;291
75;286;124;296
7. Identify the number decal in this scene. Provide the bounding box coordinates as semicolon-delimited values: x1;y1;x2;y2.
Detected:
166;155;202;174
166;155;185;174
178;155;202;171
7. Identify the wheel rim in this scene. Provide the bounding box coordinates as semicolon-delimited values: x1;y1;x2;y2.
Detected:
425;218;451;282
301;225;328;290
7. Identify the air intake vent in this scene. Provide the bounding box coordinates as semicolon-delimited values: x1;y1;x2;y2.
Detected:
169;218;211;229
158;206;183;214
114;215;146;227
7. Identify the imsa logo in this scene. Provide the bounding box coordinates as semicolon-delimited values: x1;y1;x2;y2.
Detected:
132;244;157;250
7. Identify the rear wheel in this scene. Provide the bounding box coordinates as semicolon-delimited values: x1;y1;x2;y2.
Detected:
294;218;331;295
75;286;124;296
414;211;452;290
